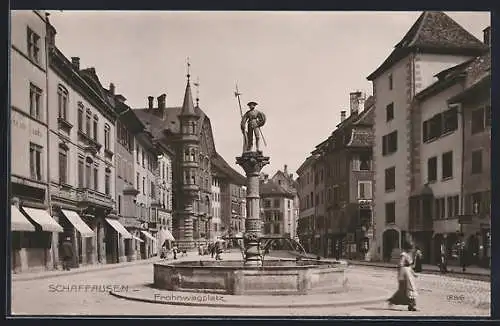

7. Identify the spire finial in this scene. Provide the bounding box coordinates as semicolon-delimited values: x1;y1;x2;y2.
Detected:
194;76;200;107
186;57;191;82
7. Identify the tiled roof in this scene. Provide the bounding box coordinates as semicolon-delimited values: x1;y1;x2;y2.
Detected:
367;11;488;80
211;152;246;186
462;51;491;89
346;128;374;147
260;180;295;197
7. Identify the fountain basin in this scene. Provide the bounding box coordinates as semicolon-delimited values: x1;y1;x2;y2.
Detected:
153;259;347;295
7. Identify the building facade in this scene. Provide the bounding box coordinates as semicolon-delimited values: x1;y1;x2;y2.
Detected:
260;176;296;238
296;155;318;253
10;10;63;273
449;40;491;267
367;11;488;261
211;176;222;239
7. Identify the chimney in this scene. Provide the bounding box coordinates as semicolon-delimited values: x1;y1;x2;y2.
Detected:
483;26;491;46
284;164;288;175
340;110;347;122
109;83;115;95
71;57;80;70
157;94;166;110
349;91;362;115
148;96;154;109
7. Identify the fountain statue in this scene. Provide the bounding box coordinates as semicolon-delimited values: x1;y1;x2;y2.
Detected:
151;98;348;296
236;101;269;266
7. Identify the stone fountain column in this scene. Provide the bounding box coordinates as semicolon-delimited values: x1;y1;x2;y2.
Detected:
236;151;270;267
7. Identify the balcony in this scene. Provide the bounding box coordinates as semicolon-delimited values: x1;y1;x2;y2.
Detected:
76;188;114;209
57;117;73;133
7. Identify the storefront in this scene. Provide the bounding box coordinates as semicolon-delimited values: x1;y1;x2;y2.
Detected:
56;208;95;268
105;217;133;263
13;205;64;272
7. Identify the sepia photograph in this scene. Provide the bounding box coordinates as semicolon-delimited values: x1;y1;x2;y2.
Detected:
9;9;491;317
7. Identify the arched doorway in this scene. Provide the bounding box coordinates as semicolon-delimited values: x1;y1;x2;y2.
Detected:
382;229;399;262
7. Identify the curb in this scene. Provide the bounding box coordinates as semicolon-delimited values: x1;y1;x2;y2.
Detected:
348;261;490;278
12;258;161;282
109;287;392;309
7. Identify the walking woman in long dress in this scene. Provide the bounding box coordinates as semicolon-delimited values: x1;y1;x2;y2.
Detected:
387;241;418;311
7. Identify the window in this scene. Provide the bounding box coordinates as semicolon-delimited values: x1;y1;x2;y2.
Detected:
136;145;140;163
386;103;394;121
27;27;40;63
264;200;271;209
29;83;42;119
93;115;99;142
384;167;395;192
385;202;395;224
29;143;42;181
434;197;445;219
447;195;459;218
136;173;140;191
427;156;437;183
104;124;110;150
382;131;397;155
358;181;372;199
85;161;92;189
57;85;68;120
151;182;156;199
59;147;68;184
77;157;84;188
93;167;98;191
442;151;453;179
388;73;393;90
77;103;84;131
443;106;458;134
85;109;91;135
117;195;122;215
142;177;146;195
105;171;111;195
142;149;145;167
471;192;482;215
471;107;485;134
471;150;482;174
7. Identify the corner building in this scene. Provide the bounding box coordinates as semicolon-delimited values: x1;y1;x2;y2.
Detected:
367;11;488;261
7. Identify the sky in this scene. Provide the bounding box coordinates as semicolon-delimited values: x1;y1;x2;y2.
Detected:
46;11;490;177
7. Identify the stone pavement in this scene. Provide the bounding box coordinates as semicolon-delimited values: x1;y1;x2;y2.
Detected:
347;259;490;277
10;251;490;317
110;283;392;308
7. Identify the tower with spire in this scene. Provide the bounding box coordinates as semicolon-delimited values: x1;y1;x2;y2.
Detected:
176;59;200;250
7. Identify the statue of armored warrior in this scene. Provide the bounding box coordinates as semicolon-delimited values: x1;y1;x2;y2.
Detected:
240;101;266;152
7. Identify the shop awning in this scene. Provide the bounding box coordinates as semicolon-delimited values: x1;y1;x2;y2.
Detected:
61;209;94;238
23;207;63;233
160;229;175;241
105;218;133;239
11;205;36;232
141;230;157;242
132;235;144;243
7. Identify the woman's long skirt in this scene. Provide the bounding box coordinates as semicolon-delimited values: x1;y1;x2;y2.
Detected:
388;280;410;305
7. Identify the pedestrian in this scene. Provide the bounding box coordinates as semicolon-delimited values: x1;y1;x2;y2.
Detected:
413;246;423;273
210;242;215;258
458;240;468;272
172;244;178;260
439;243;448;273
387;241;418;311
215;241;223;260
61;236;74;271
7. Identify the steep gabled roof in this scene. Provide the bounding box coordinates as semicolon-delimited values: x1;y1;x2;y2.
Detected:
260;179;295;198
367;11;488;81
180;79;198;117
